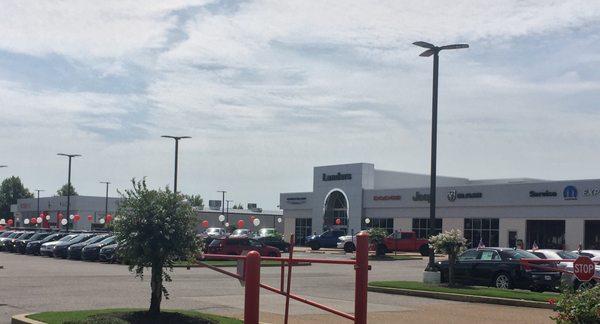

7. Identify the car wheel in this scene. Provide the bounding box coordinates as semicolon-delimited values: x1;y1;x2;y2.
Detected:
576;280;596;291
419;244;430;256
494;272;513;289
344;242;355;253
310;242;320;251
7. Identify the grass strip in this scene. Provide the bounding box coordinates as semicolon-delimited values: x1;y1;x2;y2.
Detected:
369;280;558;302
27;308;242;324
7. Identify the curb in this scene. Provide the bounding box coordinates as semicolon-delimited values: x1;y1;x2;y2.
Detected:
367;285;555;309
175;262;312;268
12;314;45;324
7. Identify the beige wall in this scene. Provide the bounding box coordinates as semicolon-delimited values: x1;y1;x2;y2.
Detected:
443;218;464;233
565;219;584;250
499;218;526;247
283;217;296;241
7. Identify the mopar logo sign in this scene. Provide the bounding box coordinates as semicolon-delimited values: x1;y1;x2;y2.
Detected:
447;189;483;202
447;190;457;202
286;197;307;204
563;186;578;200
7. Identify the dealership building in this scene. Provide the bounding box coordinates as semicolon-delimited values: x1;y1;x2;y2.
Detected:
280;163;600;249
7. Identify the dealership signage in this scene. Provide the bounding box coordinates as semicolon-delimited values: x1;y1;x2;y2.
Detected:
286;197;307;204
563;186;578;200
529;190;557;198
412;191;430;202
322;172;352;181
373;195;401;201
584;188;600;197
447;190;483;202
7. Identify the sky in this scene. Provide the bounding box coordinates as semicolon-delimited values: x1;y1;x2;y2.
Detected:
1;1;600;210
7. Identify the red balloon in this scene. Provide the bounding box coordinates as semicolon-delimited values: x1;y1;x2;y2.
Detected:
335;218;341;225
74;214;81;222
201;220;209;228
7;219;13;225
31;217;37;224
87;215;93;221
237;220;245;228
106;214;113;222
40;213;44;218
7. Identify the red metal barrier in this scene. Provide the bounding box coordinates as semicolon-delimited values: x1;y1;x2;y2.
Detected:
197;233;370;324
520;258;600;281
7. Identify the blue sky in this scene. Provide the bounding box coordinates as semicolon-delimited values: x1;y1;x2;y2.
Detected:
1;1;600;209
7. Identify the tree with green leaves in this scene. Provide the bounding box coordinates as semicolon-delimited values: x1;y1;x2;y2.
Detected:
429;229;467;287
0;176;33;221
114;179;200;316
57;183;78;196
184;194;204;208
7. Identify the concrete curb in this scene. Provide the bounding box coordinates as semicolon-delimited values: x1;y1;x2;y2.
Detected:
367;285;555;309
11;314;45;324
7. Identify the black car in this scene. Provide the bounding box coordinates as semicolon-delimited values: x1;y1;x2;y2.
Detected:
15;232;53;254
5;231;34;252
0;231;18;251
68;234;110;259
257;236;291;252
53;233;96;258
435;248;562;292
99;243;119;263
82;236;116;261
26;233;68;255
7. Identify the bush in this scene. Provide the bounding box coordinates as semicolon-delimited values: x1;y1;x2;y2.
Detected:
368;228;388;256
552;285;600;323
429;229;467;286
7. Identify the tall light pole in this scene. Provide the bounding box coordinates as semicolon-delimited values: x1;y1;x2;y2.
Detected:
226;199;233;224
1;166;7;226
161;135;191;194
57;153;81;232
100;181;110;224
35;189;44;226
217;190;227;222
413;41;469;270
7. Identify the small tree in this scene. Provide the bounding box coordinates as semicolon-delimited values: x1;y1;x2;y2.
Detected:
0;176;33;221
57;183;78;196
184;194;204;209
114;179;200;316
429;229;467;287
368;227;388;257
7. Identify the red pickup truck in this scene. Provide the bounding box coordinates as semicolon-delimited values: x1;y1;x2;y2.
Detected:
383;231;430;256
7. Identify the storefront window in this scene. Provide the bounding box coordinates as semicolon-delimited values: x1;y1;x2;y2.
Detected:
295;218;312;246
585;220;600;249
412;218;442;239
526;220;565;250
363;218;394;235
464;218;499;248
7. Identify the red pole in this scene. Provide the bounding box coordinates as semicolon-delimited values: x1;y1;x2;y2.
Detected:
284;234;295;324
355;232;369;324
244;250;261;324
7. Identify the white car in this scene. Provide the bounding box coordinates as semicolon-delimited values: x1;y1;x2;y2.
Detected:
203;227;226;238
572;250;600;261
40;234;78;256
230;229;251;237
530;249;599;290
257;228;277;237
337;230;369;252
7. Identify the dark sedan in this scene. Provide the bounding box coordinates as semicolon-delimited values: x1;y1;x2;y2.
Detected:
68;234;110;259
256;236;291;252
435;248;562;292
4;231;34;252
15;232;53;254
82;236;116;261
26;233;68;255
99;243;119;263
53;233;96;258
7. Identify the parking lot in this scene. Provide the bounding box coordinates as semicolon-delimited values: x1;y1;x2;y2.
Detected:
0;250;555;324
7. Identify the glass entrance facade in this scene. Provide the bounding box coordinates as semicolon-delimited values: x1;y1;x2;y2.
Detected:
295;218;312;246
526;220;565;249
323;191;348;232
464;218;499;248
585;220;600;249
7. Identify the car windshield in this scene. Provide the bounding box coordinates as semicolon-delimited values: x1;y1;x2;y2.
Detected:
232;229;248;235
207;228;221;233
556;251;579;259
258;229;275;236
19;232;35;240
502;250;540;260
98;236;115;245
28;233;50;241
41;234;61;242
7;232;20;238
59;234;78;242
209;239;222;246
85;235;108;244
0;231;12;238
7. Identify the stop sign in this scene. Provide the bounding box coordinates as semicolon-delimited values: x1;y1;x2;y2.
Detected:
573;256;596;282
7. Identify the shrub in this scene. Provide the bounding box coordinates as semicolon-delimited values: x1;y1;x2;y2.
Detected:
368;228;388;256
552;285;600;323
429;229;467;286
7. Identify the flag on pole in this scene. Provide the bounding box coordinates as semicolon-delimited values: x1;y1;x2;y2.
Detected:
532;241;539;251
477;238;485;250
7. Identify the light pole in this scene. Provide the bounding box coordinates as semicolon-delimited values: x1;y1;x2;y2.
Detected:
226;199;233;225
217;190;227;222
35;189;44;226
413;41;469;270
100;181;110;224
57;153;81;232
161;135;191;194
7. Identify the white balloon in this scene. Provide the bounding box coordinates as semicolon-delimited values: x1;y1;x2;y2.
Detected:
99;218;105;224
36;217;43;223
69;214;75;220
253;218;260;226
224;222;230;227
277;217;282;223
61;219;68;226
0;219;5;225
24;219;30;225
365;218;371;224
218;214;225;222
45;215;50;221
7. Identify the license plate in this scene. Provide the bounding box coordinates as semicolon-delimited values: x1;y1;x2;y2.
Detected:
545;275;551;280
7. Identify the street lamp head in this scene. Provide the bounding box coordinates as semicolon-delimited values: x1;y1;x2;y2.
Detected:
413;41;435;49
419;49;436;57
440;44;469;50
0;165;7;168
414;41;469;57
161;135;191;140
57;153;82;158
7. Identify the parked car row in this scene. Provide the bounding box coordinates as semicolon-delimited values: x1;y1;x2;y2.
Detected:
435;247;600;292
0;229;119;263
528;249;600;290
198;227;291;255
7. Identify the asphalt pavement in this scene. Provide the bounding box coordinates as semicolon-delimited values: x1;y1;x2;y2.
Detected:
0;251;554;324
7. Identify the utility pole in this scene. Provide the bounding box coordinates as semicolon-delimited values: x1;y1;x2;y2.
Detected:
100;181;110;226
217;190;227;222
57;153;81;232
35;189;44;226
